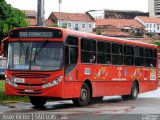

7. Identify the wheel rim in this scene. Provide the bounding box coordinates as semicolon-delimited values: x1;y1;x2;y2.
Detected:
81;88;88;101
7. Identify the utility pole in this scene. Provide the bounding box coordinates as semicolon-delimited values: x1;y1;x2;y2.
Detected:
58;0;62;27
59;0;61;12
37;0;45;26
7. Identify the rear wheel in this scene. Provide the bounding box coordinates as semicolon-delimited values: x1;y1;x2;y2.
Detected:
72;83;91;107
121;82;139;100
29;96;47;108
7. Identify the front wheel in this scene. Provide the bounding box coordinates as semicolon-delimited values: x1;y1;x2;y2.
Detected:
121;82;139;100
29;96;47;108
72;83;91;107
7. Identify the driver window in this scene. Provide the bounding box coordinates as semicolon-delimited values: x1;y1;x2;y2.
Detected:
65;36;78;74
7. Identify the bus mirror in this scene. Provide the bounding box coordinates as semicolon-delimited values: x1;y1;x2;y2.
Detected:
0;37;8;57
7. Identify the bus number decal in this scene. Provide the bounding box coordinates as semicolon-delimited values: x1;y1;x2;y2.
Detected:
85;68;91;75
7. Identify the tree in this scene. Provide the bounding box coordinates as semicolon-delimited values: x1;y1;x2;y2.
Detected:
96;30;101;35
151;41;160;53
0;0;29;40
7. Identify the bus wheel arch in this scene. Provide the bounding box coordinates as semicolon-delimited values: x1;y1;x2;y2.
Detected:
84;79;93;98
134;80;139;93
72;79;92;106
131;80;139;99
121;80;139;100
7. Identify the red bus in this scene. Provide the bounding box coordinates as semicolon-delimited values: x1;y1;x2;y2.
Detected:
3;26;158;107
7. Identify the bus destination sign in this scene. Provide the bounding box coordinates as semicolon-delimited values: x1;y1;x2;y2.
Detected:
9;28;62;38
19;32;53;38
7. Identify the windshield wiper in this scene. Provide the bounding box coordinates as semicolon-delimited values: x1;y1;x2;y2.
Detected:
32;40;48;63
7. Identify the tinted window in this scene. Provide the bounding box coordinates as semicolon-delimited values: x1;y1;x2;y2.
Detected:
134;47;144;66
124;45;134;65
144;48;157;67
112;43;123;65
65;36;78;74
81;38;96;63
97;41;111;64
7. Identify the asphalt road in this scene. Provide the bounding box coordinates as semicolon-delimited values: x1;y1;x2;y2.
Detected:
1;88;160;120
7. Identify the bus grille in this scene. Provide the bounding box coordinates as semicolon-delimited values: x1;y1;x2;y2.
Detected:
16;83;44;86
12;73;49;78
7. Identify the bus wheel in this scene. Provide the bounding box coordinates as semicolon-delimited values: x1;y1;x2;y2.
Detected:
29;96;47;108
72;83;91;107
121;82;139;100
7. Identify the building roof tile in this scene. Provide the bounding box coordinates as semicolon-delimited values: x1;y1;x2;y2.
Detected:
50;12;94;22
23;10;37;17
136;16;160;24
95;19;144;28
27;18;54;26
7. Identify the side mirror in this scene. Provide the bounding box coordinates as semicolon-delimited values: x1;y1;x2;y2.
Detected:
0;37;8;57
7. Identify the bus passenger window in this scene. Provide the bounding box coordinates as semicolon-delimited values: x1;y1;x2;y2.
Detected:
81;38;96;64
124;45;134;66
97;41;111;64
135;47;144;66
112;43;123;65
144;48;157;67
90;54;96;63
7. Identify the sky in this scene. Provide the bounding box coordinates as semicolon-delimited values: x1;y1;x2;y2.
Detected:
6;0;148;18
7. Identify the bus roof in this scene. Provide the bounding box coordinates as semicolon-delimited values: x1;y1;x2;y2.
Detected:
9;26;157;49
63;28;157;49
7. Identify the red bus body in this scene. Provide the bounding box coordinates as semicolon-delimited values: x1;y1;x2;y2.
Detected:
5;26;158;103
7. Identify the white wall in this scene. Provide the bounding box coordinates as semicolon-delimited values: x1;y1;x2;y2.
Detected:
88;10;105;19
58;20;95;33
135;17;160;33
148;0;160;18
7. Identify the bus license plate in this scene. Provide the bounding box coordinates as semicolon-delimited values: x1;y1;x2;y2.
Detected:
14;78;25;83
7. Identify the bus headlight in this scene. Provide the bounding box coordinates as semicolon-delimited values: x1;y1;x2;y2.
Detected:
6;79;18;87
42;76;63;88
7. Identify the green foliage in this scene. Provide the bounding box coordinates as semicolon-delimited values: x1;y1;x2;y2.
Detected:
0;0;29;39
96;30;101;35
151;41;160;53
151;41;160;46
0;80;29;103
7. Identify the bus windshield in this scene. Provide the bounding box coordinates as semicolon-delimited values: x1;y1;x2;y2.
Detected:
7;41;63;71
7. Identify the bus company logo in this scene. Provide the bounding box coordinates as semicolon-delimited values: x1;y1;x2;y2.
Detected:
124;68;128;76
118;67;122;78
85;68;91;75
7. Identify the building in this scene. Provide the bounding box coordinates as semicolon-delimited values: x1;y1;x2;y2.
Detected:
86;10;105;19
87;9;148;19
94;19;145;37
23;10;37;18
23;10;54;26
148;0;160;18
48;12;95;32
135;16;160;33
